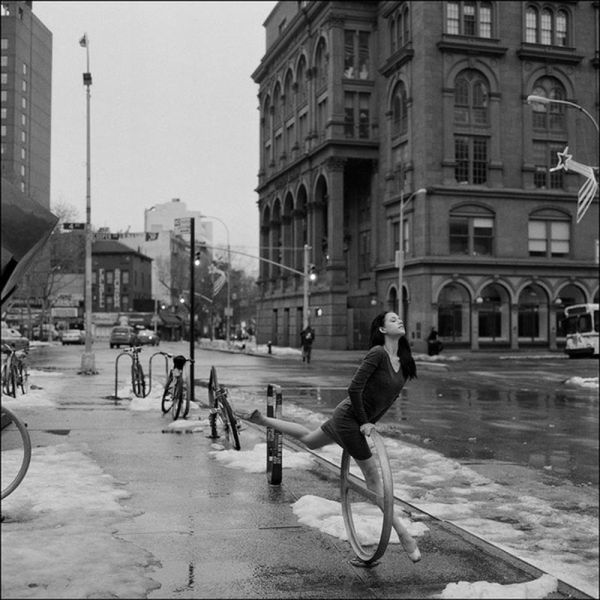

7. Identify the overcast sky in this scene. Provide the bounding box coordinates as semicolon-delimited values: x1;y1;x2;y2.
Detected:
33;1;277;263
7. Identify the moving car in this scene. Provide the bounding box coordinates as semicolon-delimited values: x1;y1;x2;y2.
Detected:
60;329;86;345
135;328;160;346
109;326;139;349
1;322;30;352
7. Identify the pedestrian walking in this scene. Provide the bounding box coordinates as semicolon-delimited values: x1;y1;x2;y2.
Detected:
427;326;443;356
249;311;421;562
300;323;315;363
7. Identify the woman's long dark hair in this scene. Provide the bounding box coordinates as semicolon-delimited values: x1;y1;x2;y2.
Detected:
369;311;417;380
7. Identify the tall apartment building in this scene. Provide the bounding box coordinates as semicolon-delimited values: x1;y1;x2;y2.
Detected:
144;198;213;248
1;0;51;208
252;1;599;351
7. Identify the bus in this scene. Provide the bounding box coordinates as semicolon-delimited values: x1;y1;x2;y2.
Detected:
563;303;599;358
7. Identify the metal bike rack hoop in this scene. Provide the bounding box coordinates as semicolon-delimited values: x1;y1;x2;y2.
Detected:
113;351;134;401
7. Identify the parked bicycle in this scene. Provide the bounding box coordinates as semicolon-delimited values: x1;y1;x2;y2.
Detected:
121;345;146;398
1;404;32;500
1;343;29;398
160;353;193;420
208;366;241;450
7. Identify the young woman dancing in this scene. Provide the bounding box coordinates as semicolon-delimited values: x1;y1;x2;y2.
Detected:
249;311;421;562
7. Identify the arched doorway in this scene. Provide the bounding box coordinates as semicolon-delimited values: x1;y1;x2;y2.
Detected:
518;284;549;345
438;283;471;344
477;283;510;345
555;284;586;341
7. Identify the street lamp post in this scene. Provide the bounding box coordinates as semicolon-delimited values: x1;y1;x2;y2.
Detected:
199;215;231;343
80;33;97;375
526;95;599;134
397;185;427;321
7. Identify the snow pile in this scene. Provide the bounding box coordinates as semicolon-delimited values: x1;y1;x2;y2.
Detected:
437;574;558;599
291;494;428;545
209;441;315;472
1;444;160;599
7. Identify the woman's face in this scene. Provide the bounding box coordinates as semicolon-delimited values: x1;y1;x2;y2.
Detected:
382;312;405;336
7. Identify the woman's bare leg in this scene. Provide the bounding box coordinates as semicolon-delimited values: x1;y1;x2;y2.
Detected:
250;411;332;450
356;456;421;562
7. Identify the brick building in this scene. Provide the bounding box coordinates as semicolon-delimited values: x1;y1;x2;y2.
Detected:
252;1;599;351
91;240;152;314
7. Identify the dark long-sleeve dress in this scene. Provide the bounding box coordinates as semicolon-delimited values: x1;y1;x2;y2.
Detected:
320;345;406;460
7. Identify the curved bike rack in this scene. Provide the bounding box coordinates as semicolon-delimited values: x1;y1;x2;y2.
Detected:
266;383;283;486
113;352;134;400
147;351;170;397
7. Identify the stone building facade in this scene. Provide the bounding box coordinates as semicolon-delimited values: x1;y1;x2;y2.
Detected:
252;1;599;351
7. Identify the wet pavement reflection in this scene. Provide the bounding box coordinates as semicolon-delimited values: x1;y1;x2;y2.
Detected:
275;372;598;486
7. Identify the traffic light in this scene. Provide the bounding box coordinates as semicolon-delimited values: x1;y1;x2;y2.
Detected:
309;264;317;282
314;307;323;317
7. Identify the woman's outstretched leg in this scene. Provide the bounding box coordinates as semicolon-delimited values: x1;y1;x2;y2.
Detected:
356;456;421;562
249;411;332;450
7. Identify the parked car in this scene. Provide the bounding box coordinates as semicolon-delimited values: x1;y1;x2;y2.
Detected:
109;326;139;349
60;329;86;345
1;321;30;352
135;328;160;346
32;323;59;341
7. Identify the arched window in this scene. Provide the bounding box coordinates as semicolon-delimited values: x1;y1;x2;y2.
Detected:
449;205;495;255
272;82;282;129
530;77;566;132
283;70;293;118
524;4;569;46
528;209;570;257
315;37;328;89
454;70;489;126
391;81;408;136
296;56;307;105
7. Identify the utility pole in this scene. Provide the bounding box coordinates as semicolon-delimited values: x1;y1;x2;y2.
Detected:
80;33;97;375
303;244;310;329
189;217;195;405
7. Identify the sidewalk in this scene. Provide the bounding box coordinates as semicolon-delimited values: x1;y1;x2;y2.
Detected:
1;355;591;599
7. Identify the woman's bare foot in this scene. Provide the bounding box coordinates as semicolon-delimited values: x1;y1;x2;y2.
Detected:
400;536;421;563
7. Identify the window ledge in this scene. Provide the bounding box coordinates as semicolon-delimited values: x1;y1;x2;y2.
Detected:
516;44;584;65
379;47;415;77
437;37;508;57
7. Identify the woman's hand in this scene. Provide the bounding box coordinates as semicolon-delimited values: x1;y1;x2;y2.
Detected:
360;423;375;437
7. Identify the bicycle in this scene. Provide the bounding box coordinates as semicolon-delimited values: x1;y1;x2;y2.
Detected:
1;343;29;398
160;353;193;420
122;345;146;398
1;405;32;499
208;366;241;450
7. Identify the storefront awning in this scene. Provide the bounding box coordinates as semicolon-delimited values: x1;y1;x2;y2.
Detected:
159;312;182;328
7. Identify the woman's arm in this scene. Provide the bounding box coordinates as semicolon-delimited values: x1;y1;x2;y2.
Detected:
347;347;382;425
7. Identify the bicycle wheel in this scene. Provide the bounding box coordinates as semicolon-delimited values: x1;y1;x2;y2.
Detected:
171;377;184;420
2;360;16;398
340;430;394;565
1;405;32;499
17;361;29;395
132;363;145;398
208;366;218;405
217;392;240;450
161;372;174;413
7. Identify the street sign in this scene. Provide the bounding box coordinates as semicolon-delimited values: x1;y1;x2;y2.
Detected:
174;217;192;234
63;222;85;230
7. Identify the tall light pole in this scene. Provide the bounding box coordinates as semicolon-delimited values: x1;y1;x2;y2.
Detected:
80;33;96;375
526;95;599;134
397;185;427;321
199;215;231;343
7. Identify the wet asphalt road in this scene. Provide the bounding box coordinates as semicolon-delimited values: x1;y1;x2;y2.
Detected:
33;342;598;486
